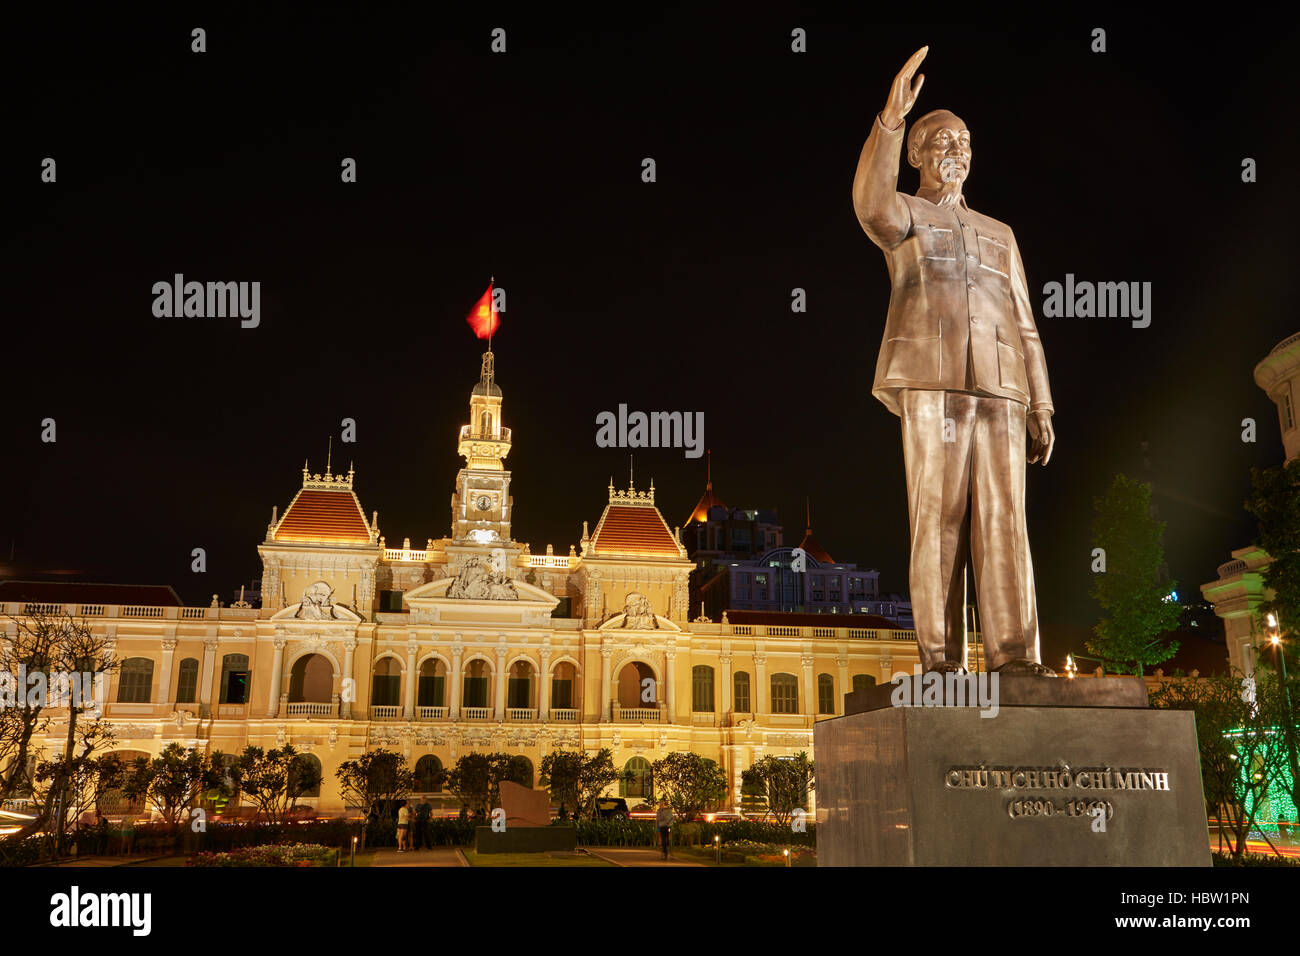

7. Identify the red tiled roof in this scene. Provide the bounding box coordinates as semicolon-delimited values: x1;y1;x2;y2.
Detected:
797;530;833;564
686;486;726;525
275;489;371;544
725;610;897;630
590;505;681;558
0;581;183;606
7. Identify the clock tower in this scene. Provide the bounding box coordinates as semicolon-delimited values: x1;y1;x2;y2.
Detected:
451;349;514;544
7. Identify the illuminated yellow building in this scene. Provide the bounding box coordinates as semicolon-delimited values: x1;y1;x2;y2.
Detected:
7;349;922;816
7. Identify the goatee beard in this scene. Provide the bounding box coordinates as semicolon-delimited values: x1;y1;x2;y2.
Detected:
935;180;963;207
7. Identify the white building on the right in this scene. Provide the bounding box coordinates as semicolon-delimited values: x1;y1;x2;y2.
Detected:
1200;332;1300;676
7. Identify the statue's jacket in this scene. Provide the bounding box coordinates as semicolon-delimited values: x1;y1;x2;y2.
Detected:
854;114;1053;419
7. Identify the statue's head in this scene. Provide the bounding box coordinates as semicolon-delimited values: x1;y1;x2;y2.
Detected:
907;109;970;190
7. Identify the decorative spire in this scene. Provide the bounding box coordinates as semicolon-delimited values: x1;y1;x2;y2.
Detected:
326;437;333;477
301;457;354;490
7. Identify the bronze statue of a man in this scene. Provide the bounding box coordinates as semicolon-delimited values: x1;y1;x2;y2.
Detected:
853;47;1056;676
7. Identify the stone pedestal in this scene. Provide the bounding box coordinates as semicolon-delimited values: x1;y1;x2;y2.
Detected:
814;697;1210;866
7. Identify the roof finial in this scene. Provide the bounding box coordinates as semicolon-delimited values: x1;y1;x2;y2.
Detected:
629;454;634;491
326;437;333;478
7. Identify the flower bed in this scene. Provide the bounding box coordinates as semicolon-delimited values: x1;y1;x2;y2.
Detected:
188;843;337;867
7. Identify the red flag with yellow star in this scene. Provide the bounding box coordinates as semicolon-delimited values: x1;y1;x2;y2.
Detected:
465;282;499;340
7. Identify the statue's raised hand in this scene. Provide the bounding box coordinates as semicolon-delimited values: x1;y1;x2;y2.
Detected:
881;46;928;131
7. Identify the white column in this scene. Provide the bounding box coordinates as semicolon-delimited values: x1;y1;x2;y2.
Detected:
836;656;850;715
801;652;814;717
159;637;177;706
719;653;733;716
341;639;356;719
404;640;418;719
450;642;463;717
267;637;286;718
494;644;508;719
538;649;551;720
199;638;218;717
599;647;612;721
754;652;767;717
663;649;677;723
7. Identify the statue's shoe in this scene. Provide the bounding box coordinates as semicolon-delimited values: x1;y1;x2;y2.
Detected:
925;661;968;675
995;658;1057;677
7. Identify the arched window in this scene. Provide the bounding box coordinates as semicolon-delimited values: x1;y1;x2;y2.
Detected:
622;756;652;799
480;410;493;434
550;661;576;710
770;673;798;714
692;665;715;712
463;659;490;708
292;753;322;798
852;674;877;694
817;673;835;714
371;657;401;707
733;671;751;713
220;654;250;704
617;662;656;708
507;661;533;709
117;658;154;703
414;755;444;793
175;658;200;704
289;654;333;703
418;659;445;707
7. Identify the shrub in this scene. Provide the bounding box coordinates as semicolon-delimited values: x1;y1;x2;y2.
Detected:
189;843;336;867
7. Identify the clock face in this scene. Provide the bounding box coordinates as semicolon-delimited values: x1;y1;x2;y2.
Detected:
475;495;493;512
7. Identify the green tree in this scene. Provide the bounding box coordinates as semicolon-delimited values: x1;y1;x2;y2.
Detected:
539;748;627;820
741;752;815;825
120;743;228;830
649;752;727;821
1246;461;1300;671
1087;474;1182;675
335;748;415;817
228;745;320;823
335;748;414;849
445;752;517;817
1;610;117;854
1151;670;1293;860
1244;460;1300;819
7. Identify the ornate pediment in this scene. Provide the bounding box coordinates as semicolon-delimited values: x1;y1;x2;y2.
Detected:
446;554;518;601
598;612;681;633
270;582;362;624
405;572;560;624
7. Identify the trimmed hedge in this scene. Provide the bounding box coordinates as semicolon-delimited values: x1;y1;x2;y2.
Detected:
189;843;337;867
573;818;816;848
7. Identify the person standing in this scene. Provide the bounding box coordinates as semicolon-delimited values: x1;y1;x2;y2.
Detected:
414;799;432;850
396;801;410;852
655;800;673;860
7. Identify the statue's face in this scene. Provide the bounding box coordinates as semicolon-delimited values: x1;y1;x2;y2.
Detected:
916;121;971;189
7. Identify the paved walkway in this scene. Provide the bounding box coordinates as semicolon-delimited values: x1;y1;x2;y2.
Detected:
371;847;466;867
585;847;703;867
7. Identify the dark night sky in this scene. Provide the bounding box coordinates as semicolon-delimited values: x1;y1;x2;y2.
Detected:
3;9;1298;667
